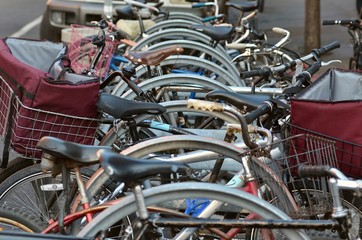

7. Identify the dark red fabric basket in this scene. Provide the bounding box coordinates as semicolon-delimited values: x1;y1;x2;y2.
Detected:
290;68;362;178
0;38;100;164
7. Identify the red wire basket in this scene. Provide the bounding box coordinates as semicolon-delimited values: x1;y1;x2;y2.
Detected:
68;24;118;78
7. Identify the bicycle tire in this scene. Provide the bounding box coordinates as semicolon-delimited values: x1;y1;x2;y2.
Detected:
77;182;308;239
0;157;34;183
153;12;204;24
132;28;227;53
145;40;241;80
119;73;233;101
0;205;47;233
134;55;241;87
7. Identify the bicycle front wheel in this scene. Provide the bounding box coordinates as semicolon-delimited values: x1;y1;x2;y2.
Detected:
77;182;309;240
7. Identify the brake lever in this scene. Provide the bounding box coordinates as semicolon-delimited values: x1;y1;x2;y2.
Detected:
260;78;277;90
321;60;342;66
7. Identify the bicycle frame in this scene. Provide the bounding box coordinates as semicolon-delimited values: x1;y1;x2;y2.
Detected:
41;152;291;239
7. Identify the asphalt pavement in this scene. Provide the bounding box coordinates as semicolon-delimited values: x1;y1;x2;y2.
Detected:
256;0;357;71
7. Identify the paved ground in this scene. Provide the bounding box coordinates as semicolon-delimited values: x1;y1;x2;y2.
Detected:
257;0;357;72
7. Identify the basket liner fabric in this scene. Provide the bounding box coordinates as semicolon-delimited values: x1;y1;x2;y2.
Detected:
296;68;362;102
291;68;362;177
0;38;100;160
5;38;65;73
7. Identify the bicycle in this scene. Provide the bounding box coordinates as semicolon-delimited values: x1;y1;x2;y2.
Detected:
323;19;362;70
77;155;308;239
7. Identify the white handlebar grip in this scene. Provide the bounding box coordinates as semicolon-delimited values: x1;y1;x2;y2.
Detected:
187;99;224;112
226;123;258;133
272;27;288;35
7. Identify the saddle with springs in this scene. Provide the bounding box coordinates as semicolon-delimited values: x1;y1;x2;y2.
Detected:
124;45;184;66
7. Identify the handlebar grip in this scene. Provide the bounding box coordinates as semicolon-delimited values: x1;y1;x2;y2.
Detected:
323;19;358;25
298;164;332;178
306;61;321;76
272;27;288;35
192;3;205;8
202;16;217;22
240;67;271;79
240;69;261;78
322;20;337;25
244;102;273;124
312;41;340;57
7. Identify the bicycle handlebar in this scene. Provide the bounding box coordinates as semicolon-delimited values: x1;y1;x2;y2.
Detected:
293;41;340;87
241;10;257;23
271;27;290;49
323;19;362;30
187;99;258;149
100;71;144;97
279;41;340;72
240;41;340;79
298;164;349;180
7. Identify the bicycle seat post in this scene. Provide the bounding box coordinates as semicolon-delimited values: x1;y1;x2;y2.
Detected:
131;184;150;238
73;166;93;222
